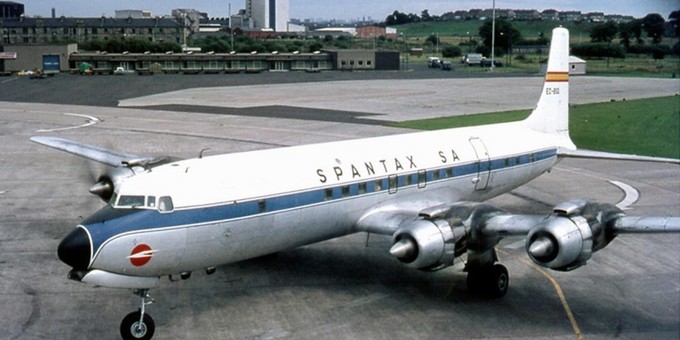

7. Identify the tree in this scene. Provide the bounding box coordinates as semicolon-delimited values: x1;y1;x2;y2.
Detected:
669;10;680;37
618;21;634;49
478;19;522;54
641;13;665;44
425;33;440;46
385;10;412;25
421;9;431;22
590;22;618;43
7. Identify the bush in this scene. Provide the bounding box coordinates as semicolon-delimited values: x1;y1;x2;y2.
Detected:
628;44;672;59
572;43;625;58
442;45;462;58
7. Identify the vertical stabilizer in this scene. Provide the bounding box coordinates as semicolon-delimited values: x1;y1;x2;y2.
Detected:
522;27;575;149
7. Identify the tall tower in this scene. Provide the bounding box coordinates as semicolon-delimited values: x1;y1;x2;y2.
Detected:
246;0;289;32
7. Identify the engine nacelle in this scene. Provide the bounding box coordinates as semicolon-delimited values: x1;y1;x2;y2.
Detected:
526;200;622;271
90;165;145;201
525;215;593;271
390;219;459;271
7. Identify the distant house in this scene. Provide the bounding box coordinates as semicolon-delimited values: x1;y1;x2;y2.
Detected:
356;25;397;39
584;12;605;23
559;11;583;22
539;56;586;75
541;9;559;21
514;9;540;21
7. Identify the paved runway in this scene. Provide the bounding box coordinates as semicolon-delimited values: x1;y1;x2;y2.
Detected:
0;75;678;339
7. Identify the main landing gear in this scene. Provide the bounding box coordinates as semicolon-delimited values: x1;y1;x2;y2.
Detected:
466;263;509;298
120;289;156;340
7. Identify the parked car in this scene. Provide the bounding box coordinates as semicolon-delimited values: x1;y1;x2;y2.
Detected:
441;60;453;71
114;67;134;75
427;57;441;68
461;53;483;66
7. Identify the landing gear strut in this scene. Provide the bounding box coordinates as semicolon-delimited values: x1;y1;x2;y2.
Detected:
467;263;509;298
120;289;156;340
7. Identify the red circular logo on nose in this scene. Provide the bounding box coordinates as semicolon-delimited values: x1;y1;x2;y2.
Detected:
129;244;153;267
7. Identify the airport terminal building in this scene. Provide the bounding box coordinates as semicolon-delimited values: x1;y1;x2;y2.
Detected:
0;43;400;74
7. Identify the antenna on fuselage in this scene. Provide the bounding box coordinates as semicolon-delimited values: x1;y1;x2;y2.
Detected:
199;148;210;159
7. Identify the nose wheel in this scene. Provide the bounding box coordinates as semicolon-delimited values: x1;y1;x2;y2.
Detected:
120;289;156;340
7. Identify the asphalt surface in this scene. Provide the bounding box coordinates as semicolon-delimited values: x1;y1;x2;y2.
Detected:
0;70;678;339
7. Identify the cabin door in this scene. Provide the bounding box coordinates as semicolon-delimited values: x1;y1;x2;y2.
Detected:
469;137;490;191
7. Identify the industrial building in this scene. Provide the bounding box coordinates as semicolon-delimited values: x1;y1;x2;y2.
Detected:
246;0;289;32
0;1;23;18
66;49;399;74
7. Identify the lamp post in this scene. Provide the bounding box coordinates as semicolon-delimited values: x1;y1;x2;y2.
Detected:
466;31;471;53
490;0;496;71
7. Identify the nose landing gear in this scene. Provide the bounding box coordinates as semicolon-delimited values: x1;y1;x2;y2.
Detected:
120;289;156;340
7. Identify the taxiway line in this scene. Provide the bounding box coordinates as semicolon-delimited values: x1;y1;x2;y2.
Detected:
499;248;584;340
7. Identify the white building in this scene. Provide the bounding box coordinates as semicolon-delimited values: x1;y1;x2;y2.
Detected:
246;0;289;32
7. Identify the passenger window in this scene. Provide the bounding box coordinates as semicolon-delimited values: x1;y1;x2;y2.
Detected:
388;175;398;194
118;195;145;207
418;170;427;189
158;196;174;212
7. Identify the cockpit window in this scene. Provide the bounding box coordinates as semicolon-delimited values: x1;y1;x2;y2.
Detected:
118;195;145;208
109;192;118;206
158;196;174;213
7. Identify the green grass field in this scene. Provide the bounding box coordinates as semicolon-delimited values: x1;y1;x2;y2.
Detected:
395;20;680;78
390;96;680;159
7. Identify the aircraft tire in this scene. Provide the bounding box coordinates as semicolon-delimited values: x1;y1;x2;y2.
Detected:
120;310;155;340
487;264;509;298
466;264;509;298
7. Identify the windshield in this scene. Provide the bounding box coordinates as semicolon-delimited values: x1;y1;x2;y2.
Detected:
117;195;145;208
113;194;173;212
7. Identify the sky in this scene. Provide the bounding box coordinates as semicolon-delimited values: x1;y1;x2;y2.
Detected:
19;0;679;21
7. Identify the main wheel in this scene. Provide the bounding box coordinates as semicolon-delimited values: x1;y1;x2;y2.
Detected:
487;264;509;298
120;310;155;340
466;264;509;298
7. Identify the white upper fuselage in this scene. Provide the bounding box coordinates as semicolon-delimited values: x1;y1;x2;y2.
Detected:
118;122;570;210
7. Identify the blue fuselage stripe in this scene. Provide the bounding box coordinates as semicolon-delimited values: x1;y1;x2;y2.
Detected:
84;148;557;253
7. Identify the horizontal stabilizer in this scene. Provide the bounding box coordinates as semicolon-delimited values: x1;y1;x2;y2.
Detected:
31;136;152;167
558;148;680;165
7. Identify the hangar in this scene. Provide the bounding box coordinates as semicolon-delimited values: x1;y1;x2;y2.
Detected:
0;44;76;73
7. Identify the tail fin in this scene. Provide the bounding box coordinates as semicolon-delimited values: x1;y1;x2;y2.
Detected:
522;27;575;149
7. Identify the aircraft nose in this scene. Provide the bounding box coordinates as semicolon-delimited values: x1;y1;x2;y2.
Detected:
57;227;91;271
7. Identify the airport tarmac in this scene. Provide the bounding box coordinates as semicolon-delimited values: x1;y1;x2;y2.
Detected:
0;74;678;340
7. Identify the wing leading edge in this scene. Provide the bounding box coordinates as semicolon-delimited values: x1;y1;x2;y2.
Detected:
31;136;155;167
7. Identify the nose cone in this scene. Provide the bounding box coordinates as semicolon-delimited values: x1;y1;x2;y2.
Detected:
58;227;91;270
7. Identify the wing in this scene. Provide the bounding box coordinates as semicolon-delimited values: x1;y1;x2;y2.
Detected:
31;136;153;167
355;200;679;273
31;136;177;201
